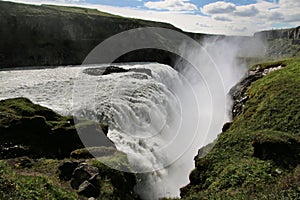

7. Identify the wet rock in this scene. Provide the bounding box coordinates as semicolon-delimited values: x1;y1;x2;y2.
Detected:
58;161;79;181
229;63;286;119
78;180;100;198
103;66;129;75
83;66;129;76
71;163;99;190
229;67;263;119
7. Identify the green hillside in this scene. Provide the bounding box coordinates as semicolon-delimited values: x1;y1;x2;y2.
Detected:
181;57;300;199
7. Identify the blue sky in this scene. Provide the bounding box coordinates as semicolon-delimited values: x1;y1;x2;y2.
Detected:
7;0;300;35
87;0;276;9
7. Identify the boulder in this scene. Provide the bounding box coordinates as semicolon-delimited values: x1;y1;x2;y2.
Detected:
58;161;79;181
71;163;99;190
78;180;100;198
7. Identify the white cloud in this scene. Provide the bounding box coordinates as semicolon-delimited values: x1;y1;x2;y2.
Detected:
3;0;300;36
279;0;300;9
267;11;284;21
213;15;232;22
234;5;259;17
201;1;236;14
144;0;197;11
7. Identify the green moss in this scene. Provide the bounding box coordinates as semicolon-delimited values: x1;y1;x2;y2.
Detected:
181;57;300;199
90;157;137;199
0;97;62;120
235;57;300;133
70;146;117;159
0;160;77;199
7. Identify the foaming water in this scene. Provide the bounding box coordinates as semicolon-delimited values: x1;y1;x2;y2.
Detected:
0;66;81;115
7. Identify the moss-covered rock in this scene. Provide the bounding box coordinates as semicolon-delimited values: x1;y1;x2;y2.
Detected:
0;97;110;158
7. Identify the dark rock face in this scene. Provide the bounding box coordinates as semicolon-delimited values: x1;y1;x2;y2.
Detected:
229;62;286;119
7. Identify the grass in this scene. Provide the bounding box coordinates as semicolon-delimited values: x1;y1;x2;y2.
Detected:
181;57;300;199
0;160;78;200
0;1;121;18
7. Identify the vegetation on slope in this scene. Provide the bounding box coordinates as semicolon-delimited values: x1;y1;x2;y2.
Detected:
181;57;300;199
0;160;78;199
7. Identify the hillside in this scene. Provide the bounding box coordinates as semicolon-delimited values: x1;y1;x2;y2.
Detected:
255;26;300;58
0;1;191;68
180;57;300;199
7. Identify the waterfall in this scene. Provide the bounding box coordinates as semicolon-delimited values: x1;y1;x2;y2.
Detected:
0;36;258;199
72;63;193;199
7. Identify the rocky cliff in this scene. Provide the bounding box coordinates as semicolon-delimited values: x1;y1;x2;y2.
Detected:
254;26;300;41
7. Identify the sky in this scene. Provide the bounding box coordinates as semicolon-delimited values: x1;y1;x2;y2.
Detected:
5;0;300;35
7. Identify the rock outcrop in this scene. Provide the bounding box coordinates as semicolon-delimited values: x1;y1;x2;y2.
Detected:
0;97;111;158
254;26;300;42
58;160;138;199
229;60;286;119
